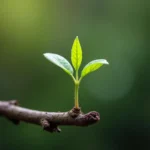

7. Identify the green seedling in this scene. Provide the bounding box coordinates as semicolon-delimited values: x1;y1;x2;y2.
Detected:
43;36;109;109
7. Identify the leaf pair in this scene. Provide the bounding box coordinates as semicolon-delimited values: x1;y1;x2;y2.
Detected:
43;36;109;81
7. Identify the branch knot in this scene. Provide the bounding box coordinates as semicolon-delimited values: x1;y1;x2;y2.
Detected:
41;119;61;133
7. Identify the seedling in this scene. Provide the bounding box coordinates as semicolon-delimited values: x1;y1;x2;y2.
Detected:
43;36;109;109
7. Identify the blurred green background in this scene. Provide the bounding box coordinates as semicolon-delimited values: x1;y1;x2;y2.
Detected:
0;0;149;150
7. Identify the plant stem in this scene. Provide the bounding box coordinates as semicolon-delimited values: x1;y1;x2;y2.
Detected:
75;82;79;108
75;69;79;109
76;69;79;80
71;75;76;83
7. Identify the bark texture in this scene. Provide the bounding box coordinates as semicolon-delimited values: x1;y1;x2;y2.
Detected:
0;100;100;133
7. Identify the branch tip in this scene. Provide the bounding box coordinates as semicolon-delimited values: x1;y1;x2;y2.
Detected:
83;111;100;125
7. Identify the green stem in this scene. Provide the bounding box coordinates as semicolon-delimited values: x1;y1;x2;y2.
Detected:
78;77;82;83
71;75;76;83
74;69;79;109
76;69;79;80
75;82;79;108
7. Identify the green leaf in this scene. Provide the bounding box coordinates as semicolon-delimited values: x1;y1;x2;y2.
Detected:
43;53;73;76
71;36;82;70
81;59;109;78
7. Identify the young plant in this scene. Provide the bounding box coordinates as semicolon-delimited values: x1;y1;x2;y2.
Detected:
43;36;109;109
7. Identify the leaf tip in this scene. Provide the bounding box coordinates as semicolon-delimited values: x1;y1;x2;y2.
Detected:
104;60;109;65
43;53;48;57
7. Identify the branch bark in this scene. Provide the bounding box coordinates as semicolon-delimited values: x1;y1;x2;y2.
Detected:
0;100;100;133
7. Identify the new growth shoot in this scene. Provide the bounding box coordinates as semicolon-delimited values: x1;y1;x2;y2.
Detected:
43;36;109;109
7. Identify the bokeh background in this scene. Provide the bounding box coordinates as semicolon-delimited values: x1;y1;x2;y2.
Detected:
0;0;149;150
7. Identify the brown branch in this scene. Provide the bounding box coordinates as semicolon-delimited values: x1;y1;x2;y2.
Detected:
0;100;100;133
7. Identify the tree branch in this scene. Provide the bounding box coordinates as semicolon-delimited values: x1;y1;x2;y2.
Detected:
0;100;100;133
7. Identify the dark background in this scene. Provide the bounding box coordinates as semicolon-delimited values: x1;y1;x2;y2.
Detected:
0;0;149;150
